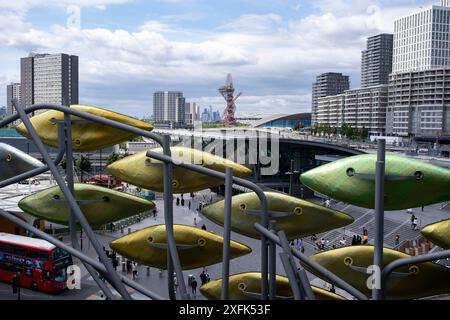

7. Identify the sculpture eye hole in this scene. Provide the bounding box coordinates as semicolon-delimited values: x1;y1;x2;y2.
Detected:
294;207;303;216
102;196;110;202
145;159;152;165
5;154;12;162
172;180;179;188
344;257;353;266
414;171;424;180
53;194;60;200
50;118;57;125
239;203;247;210
148;237;153;243
409;266;420;275
346;168;355;177
74;139;81;146
198;238;206;246
238;282;246;291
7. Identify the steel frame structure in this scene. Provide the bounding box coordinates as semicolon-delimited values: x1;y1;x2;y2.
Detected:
0;100;449;300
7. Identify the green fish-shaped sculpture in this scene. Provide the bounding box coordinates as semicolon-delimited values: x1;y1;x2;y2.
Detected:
202;192;353;240
110;224;251;270
300;154;450;210
421;219;450;249
200;272;345;300
18;183;154;227
106;147;252;193
304;246;450;300
0;142;44;182
16;105;153;151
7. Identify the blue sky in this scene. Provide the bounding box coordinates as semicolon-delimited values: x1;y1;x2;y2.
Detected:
0;0;436;117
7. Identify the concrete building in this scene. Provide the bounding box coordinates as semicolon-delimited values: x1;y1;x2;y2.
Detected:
387;69;450;137
311;73;350;125
153;91;186;126
6;83;21;115
185;102;200;125
317;85;388;136
20;53;79;113
361;34;393;87
0;107;6;118
393;1;450;74
387;1;450;138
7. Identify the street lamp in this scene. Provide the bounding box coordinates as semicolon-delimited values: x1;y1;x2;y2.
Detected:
285;160;299;196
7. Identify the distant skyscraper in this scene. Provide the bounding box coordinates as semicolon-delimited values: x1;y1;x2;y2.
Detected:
311;73;350;125
0;106;6;118
387;1;450;138
392;1;450;73
20;53;79;112
361;34;393;87
153;91;186;125
201;108;210;123
185;102;200;125
6;83;21;115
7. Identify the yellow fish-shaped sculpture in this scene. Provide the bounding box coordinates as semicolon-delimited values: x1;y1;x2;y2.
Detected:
110;224;251;270
16;105;153;151
202;192;353;240
305;246;450;300
106;147;252;193
200;272;345;300
421;219;450;249
18;183;154;227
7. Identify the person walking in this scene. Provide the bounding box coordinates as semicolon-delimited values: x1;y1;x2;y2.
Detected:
395;235;400;246
200;271;207;286
201;224;207;231
413;217;419;231
176;197;180;206
181;198;185;206
194;217;197;226
351;235;357;246
411;214;416;229
191;277;198;298
188;201;191;210
132;262;138;280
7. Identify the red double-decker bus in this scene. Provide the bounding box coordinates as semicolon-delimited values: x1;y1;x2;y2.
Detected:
0;233;73;293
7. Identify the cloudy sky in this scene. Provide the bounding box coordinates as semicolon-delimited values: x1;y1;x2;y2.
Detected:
0;0;435;118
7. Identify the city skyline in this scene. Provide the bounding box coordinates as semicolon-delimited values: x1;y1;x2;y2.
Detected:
0;0;439;117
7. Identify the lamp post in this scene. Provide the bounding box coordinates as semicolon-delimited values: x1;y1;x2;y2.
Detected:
285;160;299;196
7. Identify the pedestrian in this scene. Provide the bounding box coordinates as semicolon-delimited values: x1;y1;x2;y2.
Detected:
411;214;416;229
325;199;331;208
153;209;157;220
176;197;180;206
351;235;357;246
413;217;418;230
188;201;191;210
395;235;400;246
356;235;362;245
181;198;185;206
320;238;326;250
339;237;347;247
201;224;207;231
191;277;198;297
421;206;424;212
200;270;207;286
301;246;305;254
194;217;197;226
132;262;138;280
362;232;369;245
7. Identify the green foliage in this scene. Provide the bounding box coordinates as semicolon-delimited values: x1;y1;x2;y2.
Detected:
75;156;92;182
106;152;120;166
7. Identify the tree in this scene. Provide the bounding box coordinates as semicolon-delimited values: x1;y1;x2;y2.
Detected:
361;127;369;140
75;156;92;182
107;152;120;166
340;123;349;138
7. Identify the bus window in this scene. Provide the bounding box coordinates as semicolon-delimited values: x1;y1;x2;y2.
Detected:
52;248;69;261
53;267;67;283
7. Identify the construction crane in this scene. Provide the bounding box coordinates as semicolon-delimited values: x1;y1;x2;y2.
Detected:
218;74;242;126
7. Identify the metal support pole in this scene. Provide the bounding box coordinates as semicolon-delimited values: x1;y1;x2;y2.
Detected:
289;160;294;196
268;221;277;300
0;208;164;300
221;167;233;300
61;117;115;300
254;223;368;300
373;139;385;300
162;135;189;300
12;100;132;300
147;149;269;299
277;230;304;300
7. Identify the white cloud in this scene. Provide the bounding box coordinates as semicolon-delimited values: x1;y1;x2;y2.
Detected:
0;1;432;116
